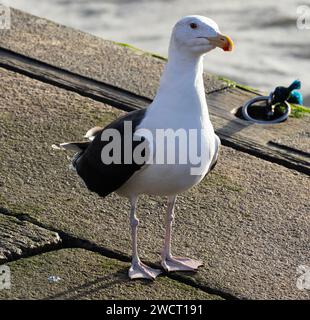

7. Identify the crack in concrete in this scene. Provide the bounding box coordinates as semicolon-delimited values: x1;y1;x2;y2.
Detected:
0;208;63;263
0;209;238;300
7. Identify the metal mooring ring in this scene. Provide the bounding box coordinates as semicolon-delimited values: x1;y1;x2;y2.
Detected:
242;95;291;124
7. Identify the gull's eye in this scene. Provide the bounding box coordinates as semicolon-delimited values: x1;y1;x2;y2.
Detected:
190;23;198;29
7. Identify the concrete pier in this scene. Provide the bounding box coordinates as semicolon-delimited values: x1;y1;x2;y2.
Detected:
0;9;309;300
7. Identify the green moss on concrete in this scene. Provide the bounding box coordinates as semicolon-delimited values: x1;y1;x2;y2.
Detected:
236;83;261;93
274;103;310;119
289;104;310;118
0;195;32;218
217;76;237;88
115;42;144;53
217;76;262;94
115;42;167;61
207;172;244;193
150;52;168;61
0;198;44;217
82;106;121;124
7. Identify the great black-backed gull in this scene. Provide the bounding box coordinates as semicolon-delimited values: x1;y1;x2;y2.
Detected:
54;15;233;280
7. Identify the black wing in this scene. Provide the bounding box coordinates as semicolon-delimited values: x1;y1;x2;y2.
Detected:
75;109;147;197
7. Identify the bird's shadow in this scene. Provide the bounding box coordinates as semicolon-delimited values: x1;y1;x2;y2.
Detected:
44;264;202;300
44;267;159;300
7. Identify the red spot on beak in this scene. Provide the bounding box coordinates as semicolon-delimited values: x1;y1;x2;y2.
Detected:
223;35;234;52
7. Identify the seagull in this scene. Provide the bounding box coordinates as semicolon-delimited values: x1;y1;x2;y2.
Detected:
54;15;233;280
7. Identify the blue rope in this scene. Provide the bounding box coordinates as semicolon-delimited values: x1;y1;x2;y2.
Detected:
273;80;303;105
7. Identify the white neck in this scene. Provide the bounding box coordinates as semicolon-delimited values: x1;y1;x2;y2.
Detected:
150;38;209;121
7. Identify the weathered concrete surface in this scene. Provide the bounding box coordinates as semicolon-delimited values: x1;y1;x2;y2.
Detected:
0;249;219;300
0;214;61;263
0;8;228;98
0;68;309;299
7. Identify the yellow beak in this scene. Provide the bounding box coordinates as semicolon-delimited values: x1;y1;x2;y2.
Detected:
207;33;234;52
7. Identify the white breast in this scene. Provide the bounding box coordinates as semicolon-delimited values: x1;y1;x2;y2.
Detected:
116;106;217;197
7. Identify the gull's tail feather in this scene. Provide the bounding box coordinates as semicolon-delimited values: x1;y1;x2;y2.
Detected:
52;141;90;171
52;125;101;170
52;141;90;152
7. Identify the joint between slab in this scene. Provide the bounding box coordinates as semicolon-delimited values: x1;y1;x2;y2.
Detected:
0;209;236;300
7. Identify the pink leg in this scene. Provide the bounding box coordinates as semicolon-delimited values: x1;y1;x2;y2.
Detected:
161;195;203;272
128;196;161;280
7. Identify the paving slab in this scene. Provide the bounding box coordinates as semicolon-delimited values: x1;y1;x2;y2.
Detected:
0;68;309;299
0;214;61;264
0;8;228;98
0;248;219;300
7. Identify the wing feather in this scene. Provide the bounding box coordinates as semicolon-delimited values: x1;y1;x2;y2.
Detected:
76;109;148;197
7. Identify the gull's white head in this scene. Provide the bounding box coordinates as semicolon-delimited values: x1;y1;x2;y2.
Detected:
171;15;234;56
